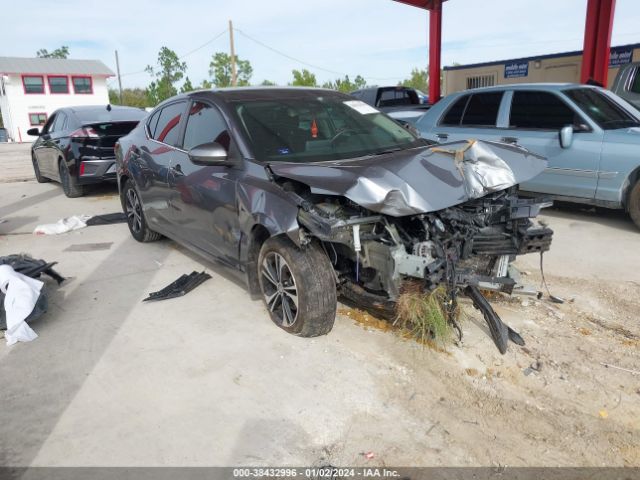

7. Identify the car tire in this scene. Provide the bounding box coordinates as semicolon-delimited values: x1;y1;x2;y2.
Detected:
258;236;337;337
58;160;84;198
32;154;50;183
628;180;640;229
123;179;162;242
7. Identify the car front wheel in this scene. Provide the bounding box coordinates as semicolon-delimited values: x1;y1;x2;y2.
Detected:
123;179;162;242
628;180;640;229
258;236;337;337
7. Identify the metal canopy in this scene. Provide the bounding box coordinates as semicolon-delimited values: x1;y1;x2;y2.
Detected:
393;0;617;103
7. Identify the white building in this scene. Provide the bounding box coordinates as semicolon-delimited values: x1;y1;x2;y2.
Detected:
0;57;114;142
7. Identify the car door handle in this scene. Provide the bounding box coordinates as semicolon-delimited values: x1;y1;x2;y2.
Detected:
435;133;449;141
500;136;519;144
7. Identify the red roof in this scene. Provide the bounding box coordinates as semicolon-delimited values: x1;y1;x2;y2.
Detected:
393;0;448;9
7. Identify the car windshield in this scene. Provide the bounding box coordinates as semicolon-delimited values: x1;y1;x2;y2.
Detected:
564;88;640;130
231;95;422;162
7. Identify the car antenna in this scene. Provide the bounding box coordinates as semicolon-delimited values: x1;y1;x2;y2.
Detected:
106;104;112;112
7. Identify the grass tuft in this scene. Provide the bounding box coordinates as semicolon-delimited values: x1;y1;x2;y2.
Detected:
394;283;460;346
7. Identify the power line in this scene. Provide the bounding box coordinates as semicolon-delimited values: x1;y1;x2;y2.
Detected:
234;27;399;82
119;28;228;78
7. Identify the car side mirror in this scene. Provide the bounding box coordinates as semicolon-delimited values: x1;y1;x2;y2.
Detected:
27;128;40;136
188;142;230;166
559;125;573;149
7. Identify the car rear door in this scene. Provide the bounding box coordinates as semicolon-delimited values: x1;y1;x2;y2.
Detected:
502;90;601;198
48;112;68;178
430;91;506;144
167;99;241;267
136;101;187;233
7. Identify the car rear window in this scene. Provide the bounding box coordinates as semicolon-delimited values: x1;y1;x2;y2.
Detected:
440;95;469;125
460;92;503;127
87;122;139;137
510;91;577;130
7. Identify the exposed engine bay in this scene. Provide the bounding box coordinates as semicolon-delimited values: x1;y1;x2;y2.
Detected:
268;140;554;353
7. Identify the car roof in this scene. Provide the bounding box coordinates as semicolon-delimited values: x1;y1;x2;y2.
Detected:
451;83;597;95
62;105;147;122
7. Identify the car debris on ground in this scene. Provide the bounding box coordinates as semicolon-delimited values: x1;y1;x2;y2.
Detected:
33;212;127;235
143;271;212;302
0;255;64;345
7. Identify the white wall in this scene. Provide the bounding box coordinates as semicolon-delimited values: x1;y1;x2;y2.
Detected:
0;74;110;142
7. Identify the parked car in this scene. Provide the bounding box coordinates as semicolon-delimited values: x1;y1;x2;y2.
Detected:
413;83;640;229
27;105;146;198
0;128;7;142
610;61;640;110
115;87;552;351
350;86;430;122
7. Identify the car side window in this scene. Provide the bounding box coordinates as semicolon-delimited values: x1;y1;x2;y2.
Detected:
630;68;640;94
51;112;67;133
510;91;577;129
440;95;469;126
41;115;56;135
182;101;229;151
461;92;503;127
151;102;186;145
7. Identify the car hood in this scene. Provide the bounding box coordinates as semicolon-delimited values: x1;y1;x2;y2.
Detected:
268;140;547;216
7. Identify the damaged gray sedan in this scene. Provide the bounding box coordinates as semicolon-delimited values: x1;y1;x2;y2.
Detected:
115;88;553;352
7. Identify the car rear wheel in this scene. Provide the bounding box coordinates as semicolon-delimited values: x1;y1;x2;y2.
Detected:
258;236;337;337
628;180;640;230
123;179;162;242
58;160;84;198
32;154;50;183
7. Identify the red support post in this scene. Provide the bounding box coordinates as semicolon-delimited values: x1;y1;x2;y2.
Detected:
428;0;442;104
594;0;616;85
580;0;616;85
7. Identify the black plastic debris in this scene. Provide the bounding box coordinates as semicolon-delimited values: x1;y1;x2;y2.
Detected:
0;254;63;330
85;212;127;226
0;254;64;284
143;271;211;302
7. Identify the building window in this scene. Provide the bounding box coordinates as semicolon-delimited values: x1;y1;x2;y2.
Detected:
29;113;48;126
23;76;45;94
48;76;69;94
72;76;93;94
466;74;495;90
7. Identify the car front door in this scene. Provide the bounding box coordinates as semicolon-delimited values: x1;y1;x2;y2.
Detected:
430;91;506;144
136;101;188;234
33;114;57;177
167;99;241;267
504;90;601;199
48;112;68;179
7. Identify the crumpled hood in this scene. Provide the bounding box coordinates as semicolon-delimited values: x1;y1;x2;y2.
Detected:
269;140;547;216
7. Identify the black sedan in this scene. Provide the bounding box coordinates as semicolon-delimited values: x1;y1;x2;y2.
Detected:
28;105;146;197
115;88;552;351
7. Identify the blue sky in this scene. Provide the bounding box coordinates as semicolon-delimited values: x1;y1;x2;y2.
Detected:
1;0;639;90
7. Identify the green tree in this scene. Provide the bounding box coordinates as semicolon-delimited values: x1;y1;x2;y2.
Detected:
261;79;277;86
208;52;252;87
145;47;187;105
200;79;213;89
290;69;317;87
399;67;429;93
180;77;195;93
322;75;367;93
109;88;151;108
36;46;70;59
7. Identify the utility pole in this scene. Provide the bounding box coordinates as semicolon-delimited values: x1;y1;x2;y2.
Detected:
115;50;123;104
229;19;237;87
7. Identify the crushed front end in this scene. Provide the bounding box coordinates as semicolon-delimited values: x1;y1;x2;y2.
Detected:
271;140;554;353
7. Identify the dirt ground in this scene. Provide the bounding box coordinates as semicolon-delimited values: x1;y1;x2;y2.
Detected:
0;174;638;467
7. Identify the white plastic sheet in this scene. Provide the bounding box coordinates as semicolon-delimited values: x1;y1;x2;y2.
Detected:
34;214;92;235
0;265;42;345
